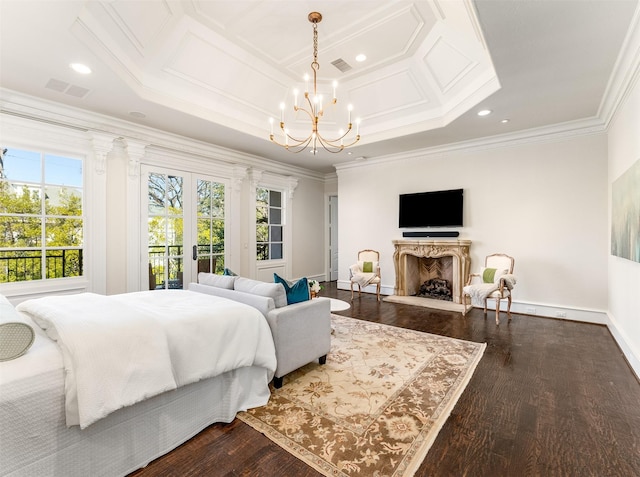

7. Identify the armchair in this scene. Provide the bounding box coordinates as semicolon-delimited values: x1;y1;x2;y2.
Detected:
463;253;517;324
349;249;381;301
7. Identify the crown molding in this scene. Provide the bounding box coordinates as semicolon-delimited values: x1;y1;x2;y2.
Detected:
0;88;326;182
335;116;606;172
599;1;640;130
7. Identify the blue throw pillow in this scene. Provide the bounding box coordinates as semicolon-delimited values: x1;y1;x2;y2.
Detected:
223;268;238;276
273;273;310;305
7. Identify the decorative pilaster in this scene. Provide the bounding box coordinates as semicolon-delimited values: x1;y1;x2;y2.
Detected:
123;139;148;178
88;132;116;175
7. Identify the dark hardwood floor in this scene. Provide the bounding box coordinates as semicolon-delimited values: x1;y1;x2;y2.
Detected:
130;282;640;476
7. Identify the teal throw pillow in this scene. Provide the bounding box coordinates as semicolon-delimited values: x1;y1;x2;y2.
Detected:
223;268;238;276
273;273;310;305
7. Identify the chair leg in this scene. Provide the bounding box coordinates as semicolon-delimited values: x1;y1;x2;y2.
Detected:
351;282;354;300
376;283;381;301
358;284;362;297
483;299;488;316
319;354;327;365
273;376;283;389
495;299;501;325
507;296;512;321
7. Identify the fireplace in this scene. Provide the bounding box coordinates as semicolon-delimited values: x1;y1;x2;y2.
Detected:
387;239;471;312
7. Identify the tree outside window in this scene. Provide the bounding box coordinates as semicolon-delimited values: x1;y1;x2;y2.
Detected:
0;147;83;283
256;188;283;260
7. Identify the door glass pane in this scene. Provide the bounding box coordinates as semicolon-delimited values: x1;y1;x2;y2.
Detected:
195;179;224;276
147;172;183;290
271;243;283;260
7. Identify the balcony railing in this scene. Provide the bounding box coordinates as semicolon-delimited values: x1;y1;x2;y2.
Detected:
0;249;83;283
148;244;223;290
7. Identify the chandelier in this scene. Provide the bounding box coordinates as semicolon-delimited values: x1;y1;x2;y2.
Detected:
269;12;360;155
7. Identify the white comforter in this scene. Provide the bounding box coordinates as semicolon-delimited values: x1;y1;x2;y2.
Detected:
16;290;277;429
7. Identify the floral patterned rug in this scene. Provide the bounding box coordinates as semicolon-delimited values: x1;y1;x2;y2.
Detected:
238;315;486;476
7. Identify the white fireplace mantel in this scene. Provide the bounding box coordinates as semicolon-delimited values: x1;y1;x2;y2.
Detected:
387;239;472;312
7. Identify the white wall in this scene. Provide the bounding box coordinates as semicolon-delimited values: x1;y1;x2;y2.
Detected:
336;133;609;321
607;72;640;377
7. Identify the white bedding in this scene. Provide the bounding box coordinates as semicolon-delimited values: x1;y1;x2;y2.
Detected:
16;290;276;429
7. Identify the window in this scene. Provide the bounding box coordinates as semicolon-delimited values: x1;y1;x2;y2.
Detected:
0;147;83;283
256;187;283;260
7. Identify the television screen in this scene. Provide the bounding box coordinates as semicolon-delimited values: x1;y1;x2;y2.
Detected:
398;189;463;228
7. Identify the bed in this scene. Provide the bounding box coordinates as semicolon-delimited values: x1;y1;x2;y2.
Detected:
0;290;277;477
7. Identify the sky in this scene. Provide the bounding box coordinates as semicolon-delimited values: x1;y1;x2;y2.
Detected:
1;147;82;188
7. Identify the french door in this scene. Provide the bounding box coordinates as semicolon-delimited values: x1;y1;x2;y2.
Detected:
142;165;226;290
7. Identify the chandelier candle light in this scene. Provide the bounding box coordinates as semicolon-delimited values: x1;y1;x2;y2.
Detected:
269;12;361;155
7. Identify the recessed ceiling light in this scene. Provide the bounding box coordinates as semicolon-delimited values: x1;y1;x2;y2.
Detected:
477;109;492;117
355;54;367;62
70;63;91;74
501;119;510;123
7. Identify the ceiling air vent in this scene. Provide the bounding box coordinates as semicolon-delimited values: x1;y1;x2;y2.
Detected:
45;78;70;92
45;78;90;98
331;58;352;73
66;85;90;98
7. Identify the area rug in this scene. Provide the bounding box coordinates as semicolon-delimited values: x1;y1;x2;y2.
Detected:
238;315;486;477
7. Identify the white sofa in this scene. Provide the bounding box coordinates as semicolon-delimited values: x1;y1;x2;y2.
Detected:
189;274;331;388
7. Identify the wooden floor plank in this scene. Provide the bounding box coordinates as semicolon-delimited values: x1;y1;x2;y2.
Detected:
130;282;640;477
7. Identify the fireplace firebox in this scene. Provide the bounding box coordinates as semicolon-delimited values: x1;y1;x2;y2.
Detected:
386;239;472;312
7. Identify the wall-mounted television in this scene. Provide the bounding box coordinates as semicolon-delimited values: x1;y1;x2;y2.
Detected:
398;188;463;228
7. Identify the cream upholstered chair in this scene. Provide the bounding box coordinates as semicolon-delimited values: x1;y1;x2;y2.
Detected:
349;249;381;301
463;253;516;324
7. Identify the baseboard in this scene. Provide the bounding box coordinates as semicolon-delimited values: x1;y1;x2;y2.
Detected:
606;312;640;380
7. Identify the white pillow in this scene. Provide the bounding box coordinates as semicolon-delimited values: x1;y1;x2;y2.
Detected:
198;272;237;289
234;277;288;308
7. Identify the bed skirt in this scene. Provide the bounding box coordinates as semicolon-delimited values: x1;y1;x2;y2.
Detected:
1;365;270;477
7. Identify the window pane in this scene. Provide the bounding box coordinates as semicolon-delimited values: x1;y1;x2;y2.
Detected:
45;186;82;216
0;216;42;247
211;219;224;251
45;155;82;187
256;206;268;224
148;173;166;214
197;180;211;216
211;182;224;218
168;257;183;289
0;250;43;282
167;217;183;249
256;224;268;242
198;218;212;245
256;243;268;261
270;243;283;260
0;183;41;214
270;226;282;242
46;249;82;278
256;188;268;205
46;218;83;246
2;148;41;183
148;217;166;247
167;175;183;214
270;207;281;224
269;190;281;207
